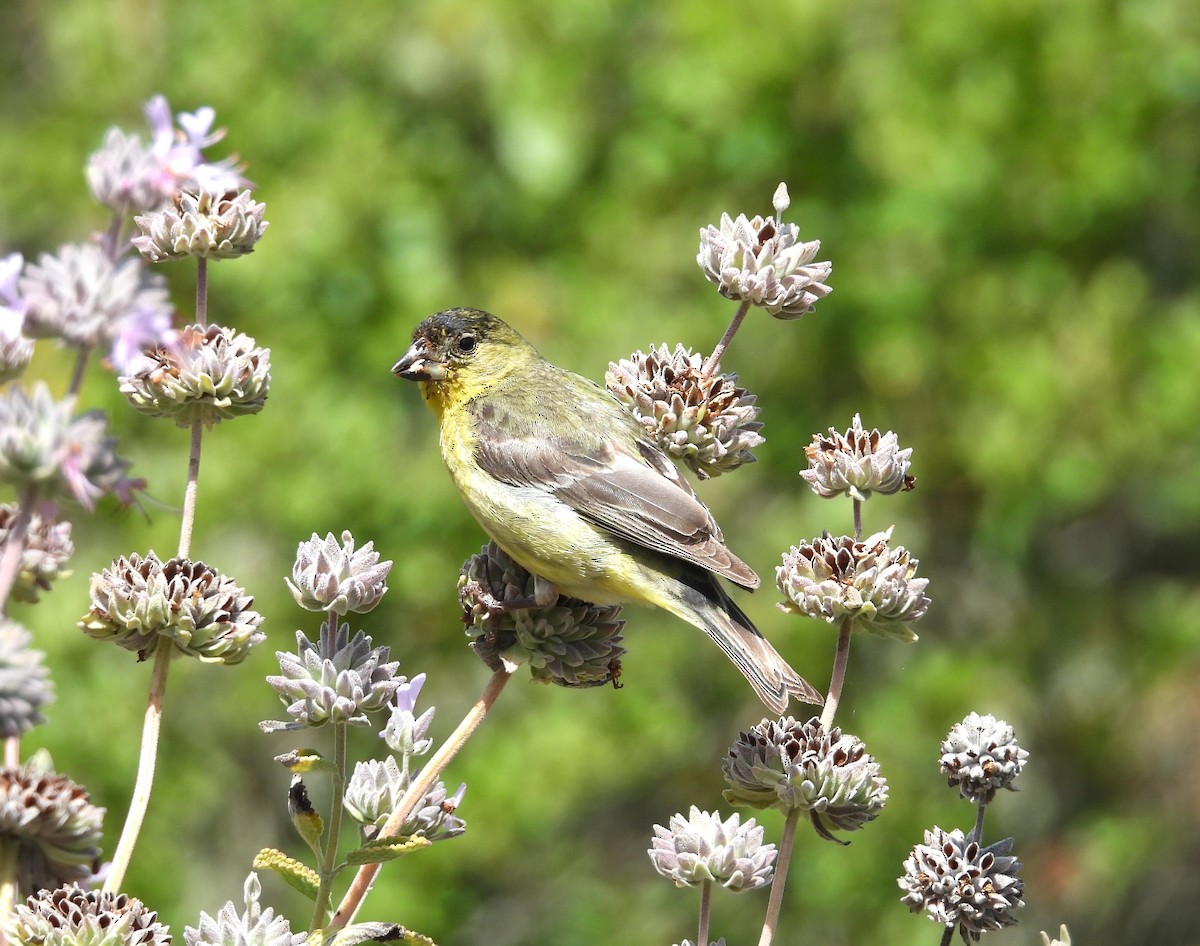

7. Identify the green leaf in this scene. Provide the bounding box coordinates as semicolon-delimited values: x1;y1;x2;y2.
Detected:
327;923;437;946
252;848;320;900
343;834;432;866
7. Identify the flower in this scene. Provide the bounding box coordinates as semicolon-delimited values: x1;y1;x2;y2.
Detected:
133;189;268;262
648;806;775;892
380;673;434;760
776;527;930;641
723;716;888;839
460;541;624;688
343;756;466;843
18;243;173;353
899;827;1024;942
79;552;265;664
940;713;1028;804
286;531;392;615
87;94;245;215
0;760;104;894
0;503;74;603
801;414;915;500
261;623;402;731
606;344;763;479
0;621;54;737
0;253;33;383
8;886;170;946
120;324;271;428
697;183;832;319
0;383;142;509
1040;925;1072;946
184;872;304;946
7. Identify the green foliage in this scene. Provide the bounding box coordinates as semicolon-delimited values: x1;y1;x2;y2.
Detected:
2;0;1198;944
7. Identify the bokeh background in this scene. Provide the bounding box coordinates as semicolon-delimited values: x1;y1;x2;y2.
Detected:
2;0;1198;943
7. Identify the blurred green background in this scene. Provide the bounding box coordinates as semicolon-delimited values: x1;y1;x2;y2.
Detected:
2;0;1198;943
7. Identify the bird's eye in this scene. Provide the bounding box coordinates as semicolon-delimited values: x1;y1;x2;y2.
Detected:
456;335;477;354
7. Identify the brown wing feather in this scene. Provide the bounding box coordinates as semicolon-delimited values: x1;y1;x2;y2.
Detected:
472;403;759;590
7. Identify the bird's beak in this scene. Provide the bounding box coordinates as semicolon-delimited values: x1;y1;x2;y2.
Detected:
392;338;448;381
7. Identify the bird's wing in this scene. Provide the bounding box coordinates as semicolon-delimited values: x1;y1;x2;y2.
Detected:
471;396;760;590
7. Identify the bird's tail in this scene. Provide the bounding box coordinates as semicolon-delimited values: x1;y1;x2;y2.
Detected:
669;573;824;714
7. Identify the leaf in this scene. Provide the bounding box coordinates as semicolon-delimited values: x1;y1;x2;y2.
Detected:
343;835;432;866
326;923;437;946
253;848;320;900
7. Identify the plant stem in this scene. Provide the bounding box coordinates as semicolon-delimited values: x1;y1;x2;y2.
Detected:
0;485;38;615
939;927;954;946
103;642;173;893
195;257;208;327
968;802;987;845
820;618;853;729
701;300;751;381
66;348;91;400
697;880;712;946
178;421;204;558
328;667;514;931
852;497;862;541
757;807;800;946
311;695;349;930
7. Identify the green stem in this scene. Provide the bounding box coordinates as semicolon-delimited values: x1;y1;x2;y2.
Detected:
939;926;954;946
757;807;801;946
820;618;853;730
701;300;752;380
178;421;203;558
697;879;712;946
328;667;514;931
311;700;349;930
103;642;173;893
968;802;987;845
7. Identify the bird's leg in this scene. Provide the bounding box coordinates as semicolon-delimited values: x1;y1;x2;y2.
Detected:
460;575;561;625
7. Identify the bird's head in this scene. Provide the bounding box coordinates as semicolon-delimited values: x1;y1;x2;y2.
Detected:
393;308;531;405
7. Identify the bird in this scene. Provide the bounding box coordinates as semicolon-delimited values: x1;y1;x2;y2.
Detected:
392;307;822;713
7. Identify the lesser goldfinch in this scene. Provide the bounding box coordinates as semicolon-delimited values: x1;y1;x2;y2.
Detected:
393;308;821;712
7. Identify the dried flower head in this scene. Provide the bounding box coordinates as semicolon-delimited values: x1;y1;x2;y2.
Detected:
184;872;303;946
0;253;34;383
343;756;466;843
776;527;930;641
723;716;888;840
133;189;268;263
0;504;74;604
79;552;265;664
18;243;172;353
801;414;915;500
286;531;392;615
120;324;270;428
87;93;245;215
940;713;1028;804
261;623;402;731
606;344;763;479
460;541;624;688
0;383;141;509
0;621;54;737
8;886;170;946
697;183;832;319
648;806;775;892
0;761;104;894
900;827;1024;942
380;673;434;760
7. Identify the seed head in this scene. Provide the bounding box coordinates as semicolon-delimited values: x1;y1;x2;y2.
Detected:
133;189;268;263
648;806;775;892
8;886;171;946
801;414;915;500
184;873;304;946
940;713;1028;804
286;531;392;615
0;621;54;737
0;504;74;604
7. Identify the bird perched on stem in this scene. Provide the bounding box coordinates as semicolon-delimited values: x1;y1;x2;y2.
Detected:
392;307;822;713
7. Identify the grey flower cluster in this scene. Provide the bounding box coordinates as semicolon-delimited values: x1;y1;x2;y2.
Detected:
262;623;402;731
0;382;141;509
459;541;625;688
343;755;466;843
18;243;172;354
723;716;888;839
697;183;832;319
801;414;915;500
120;324;271;428
940;713;1028;804
648;806;775;892
776;527;930;641
286;531;392;615
7;886;170;946
0;621;54;737
606;344;763;479
134;189;268;263
0;760;104;893
899;827;1024;942
79;552;265;664
0;503;74;604
0;253;34;382
184;872;304;946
